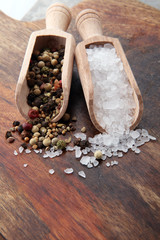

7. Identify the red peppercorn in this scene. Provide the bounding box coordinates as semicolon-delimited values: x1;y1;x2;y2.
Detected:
28;109;39;119
22;122;33;131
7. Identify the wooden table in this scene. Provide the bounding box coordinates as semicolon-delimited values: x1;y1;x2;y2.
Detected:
0;0;160;239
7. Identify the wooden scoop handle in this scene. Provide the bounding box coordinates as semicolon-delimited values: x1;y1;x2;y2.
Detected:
46;3;71;31
76;9;103;40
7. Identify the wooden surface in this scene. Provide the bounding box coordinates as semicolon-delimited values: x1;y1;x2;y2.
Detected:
0;0;160;239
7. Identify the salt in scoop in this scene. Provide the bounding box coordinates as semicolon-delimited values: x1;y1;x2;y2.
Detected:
15;3;76;122
75;9;143;132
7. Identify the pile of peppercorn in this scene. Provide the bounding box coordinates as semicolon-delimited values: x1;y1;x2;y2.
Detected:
27;46;64;119
5;113;77;150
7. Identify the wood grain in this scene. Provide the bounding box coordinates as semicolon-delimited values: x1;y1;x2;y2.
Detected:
0;0;160;239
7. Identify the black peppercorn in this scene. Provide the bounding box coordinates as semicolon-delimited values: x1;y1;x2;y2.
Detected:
5;131;12;139
17;125;23;133
21;143;28;149
13;121;20;126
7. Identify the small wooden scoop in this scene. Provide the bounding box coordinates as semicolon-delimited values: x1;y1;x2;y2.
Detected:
15;3;75;122
75;9;143;132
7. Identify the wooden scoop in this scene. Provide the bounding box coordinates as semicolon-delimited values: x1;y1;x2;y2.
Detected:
15;3;75;122
75;9;143;132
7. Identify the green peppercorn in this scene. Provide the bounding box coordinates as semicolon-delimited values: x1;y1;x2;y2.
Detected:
56;140;66;150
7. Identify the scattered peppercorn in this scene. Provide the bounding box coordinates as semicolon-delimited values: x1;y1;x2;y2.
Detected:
13;121;20;126
57;140;66;150
94;150;102;159
5;131;12;139
7;137;15;143
17;125;23;133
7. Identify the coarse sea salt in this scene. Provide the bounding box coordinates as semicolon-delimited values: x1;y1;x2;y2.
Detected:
23;163;28;168
74;132;86;141
49;169;55;175
78;171;86;178
14;150;18;156
19;146;24;153
64;168;74;174
25;149;31;154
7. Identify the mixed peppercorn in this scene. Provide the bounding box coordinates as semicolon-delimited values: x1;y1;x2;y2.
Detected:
5;47;90;152
27;46;64;119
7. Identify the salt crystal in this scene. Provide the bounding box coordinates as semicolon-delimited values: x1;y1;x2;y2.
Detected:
87;163;93;168
118;152;123;157
49;169;55;175
14;150;18;156
23;163;28;168
34;149;39;153
130;130;140;139
75;146;82;158
25;149;31;154
66;146;75;151
142;129;148;137
82;149;88;155
74;132;86;140
78;171;86;178
93;160;99;167
90;156;96;163
148;135;156;141
114;160;118;165
135;148;141;154
19;146;24;153
102;155;107;160
43;154;48;158
106;162;110;167
64;168;74;174
80;156;91;165
111;161;115;166
112;151;118;156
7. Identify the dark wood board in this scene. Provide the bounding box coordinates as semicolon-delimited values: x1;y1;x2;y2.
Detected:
0;0;160;239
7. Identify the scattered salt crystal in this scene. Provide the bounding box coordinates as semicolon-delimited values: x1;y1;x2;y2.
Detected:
148;135;156;141
93;160;99;167
131;146;136;151
90;156;96;163
118;152;123;157
39;149;42;153
80;156;91;165
102;155;107;160
106;162;111;167
78;171;86;178
25;149;31;154
142;129;148;137
49;169;55;175
14;150;18;156
66;146;75;151
75;146;82;158
112;151;118;156
111;161;114;166
114;160;118;165
130;130;140;139
82;149;88;155
135;148;141;154
64;168;74;174
87;163;93;168
34;149;39;153
106;152;112;157
19;146;24;153
23;163;28;168
43;154;48;158
74;132;86;140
